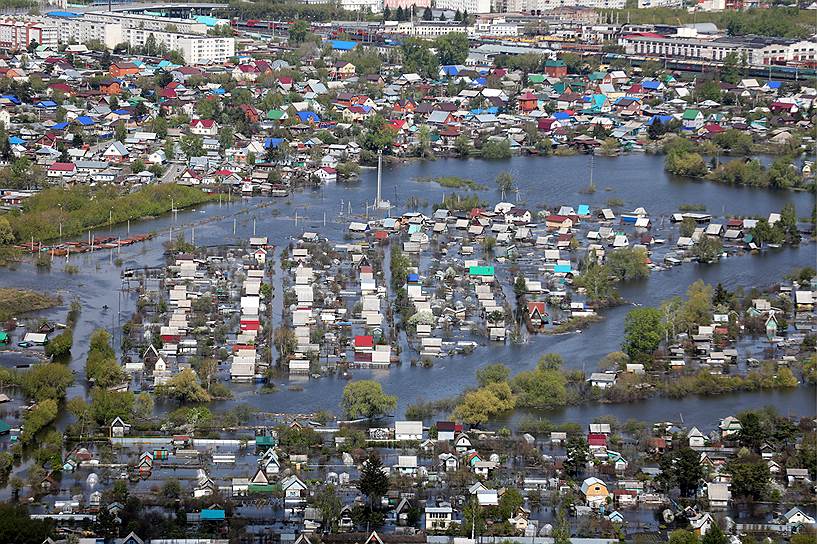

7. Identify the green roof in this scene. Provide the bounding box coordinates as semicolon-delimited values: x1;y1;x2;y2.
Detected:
0;331;7;343
545;59;565;67
469;265;495;276
0;421;10;434
682;109;701;120
267;109;285;120
528;74;546;84
248;483;277;493
256;436;275;446
589;71;607;81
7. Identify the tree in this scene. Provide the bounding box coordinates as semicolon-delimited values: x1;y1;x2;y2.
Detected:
511;354;567;409
314;484;342;531
606;247;649;281
728;455;770;501
383;6;391;19
289;20;310;44
44;328;73;359
400;38;439;79
90;389;134;425
669;530;699;544
453;381;515;424
622;307;665;363
476;363;510;386
155;368;211;404
564;435;590;477
495;170;514;194
131;159;146;174
498;487;523;519
180;135;204;158
0;503;53;544
21;398;58;443
134;392;154;420
481;140;512;160
575;260;614;304
422;6;432;20
358;453;389;507
434;32;469;65
0;216;13;245
779;202;801;243
115;121;127;143
721;52;740;84
86;329;126;389
341;380;396;419
701;523;728;544
693;236;722;263
666;447;704;497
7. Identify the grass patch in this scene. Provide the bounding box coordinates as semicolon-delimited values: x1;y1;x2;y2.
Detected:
416;176;486;190
7;184;221;244
678;203;707;212
548;315;603;334
0;288;60;321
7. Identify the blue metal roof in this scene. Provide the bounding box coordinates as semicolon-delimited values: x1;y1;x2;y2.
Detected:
46;10;81;17
264;137;284;149
200;509;225;521
329;40;357;51
8;136;23;145
75;116;95;126
296;111;320;123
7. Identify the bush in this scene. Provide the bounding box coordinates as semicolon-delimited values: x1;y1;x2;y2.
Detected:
480;140;512;160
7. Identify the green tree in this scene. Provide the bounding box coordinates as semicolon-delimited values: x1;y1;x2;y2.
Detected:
289;20;310;44
669;530;699;544
693;236;722;263
115;121;126;142
497;487;524;519
400;38;439;79
90;389;134;425
341;380;397;419
44;328;73;359
701;523;728;544
728;455;770;501
314;484;342;531
495;170;514;193
661;447;704;497
358;453;389;508
155;368;211;404
575;260;614;304
622;307;665;362
476;363;510;387
481;140;512;160
564;435;590;477
434;32;469;65
511;354;567;409
721;52;740;84
0;503;54;544
21;398;58;443
606;247;649;281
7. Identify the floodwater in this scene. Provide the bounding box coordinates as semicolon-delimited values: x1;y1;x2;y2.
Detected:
2;154;816;429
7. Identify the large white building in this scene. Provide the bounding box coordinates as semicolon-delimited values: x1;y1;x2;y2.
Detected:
0;18;58;50
435;0;492;13
506;0;625;12
339;0;383;12
175;35;235;65
44;12;235;64
470;16;523;37
637;0;683;6
621;33;817;66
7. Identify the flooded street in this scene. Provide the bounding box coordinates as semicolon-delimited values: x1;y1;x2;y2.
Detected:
3;154;816;427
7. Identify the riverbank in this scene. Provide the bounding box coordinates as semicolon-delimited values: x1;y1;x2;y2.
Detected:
0;288;59;322
4;184;223;247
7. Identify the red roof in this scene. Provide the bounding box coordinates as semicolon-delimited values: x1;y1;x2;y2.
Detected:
49;162;75;171
191;119;215;128
587;433;607;446
354;335;374;348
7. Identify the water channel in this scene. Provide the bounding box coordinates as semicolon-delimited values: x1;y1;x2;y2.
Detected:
2;154;815;429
